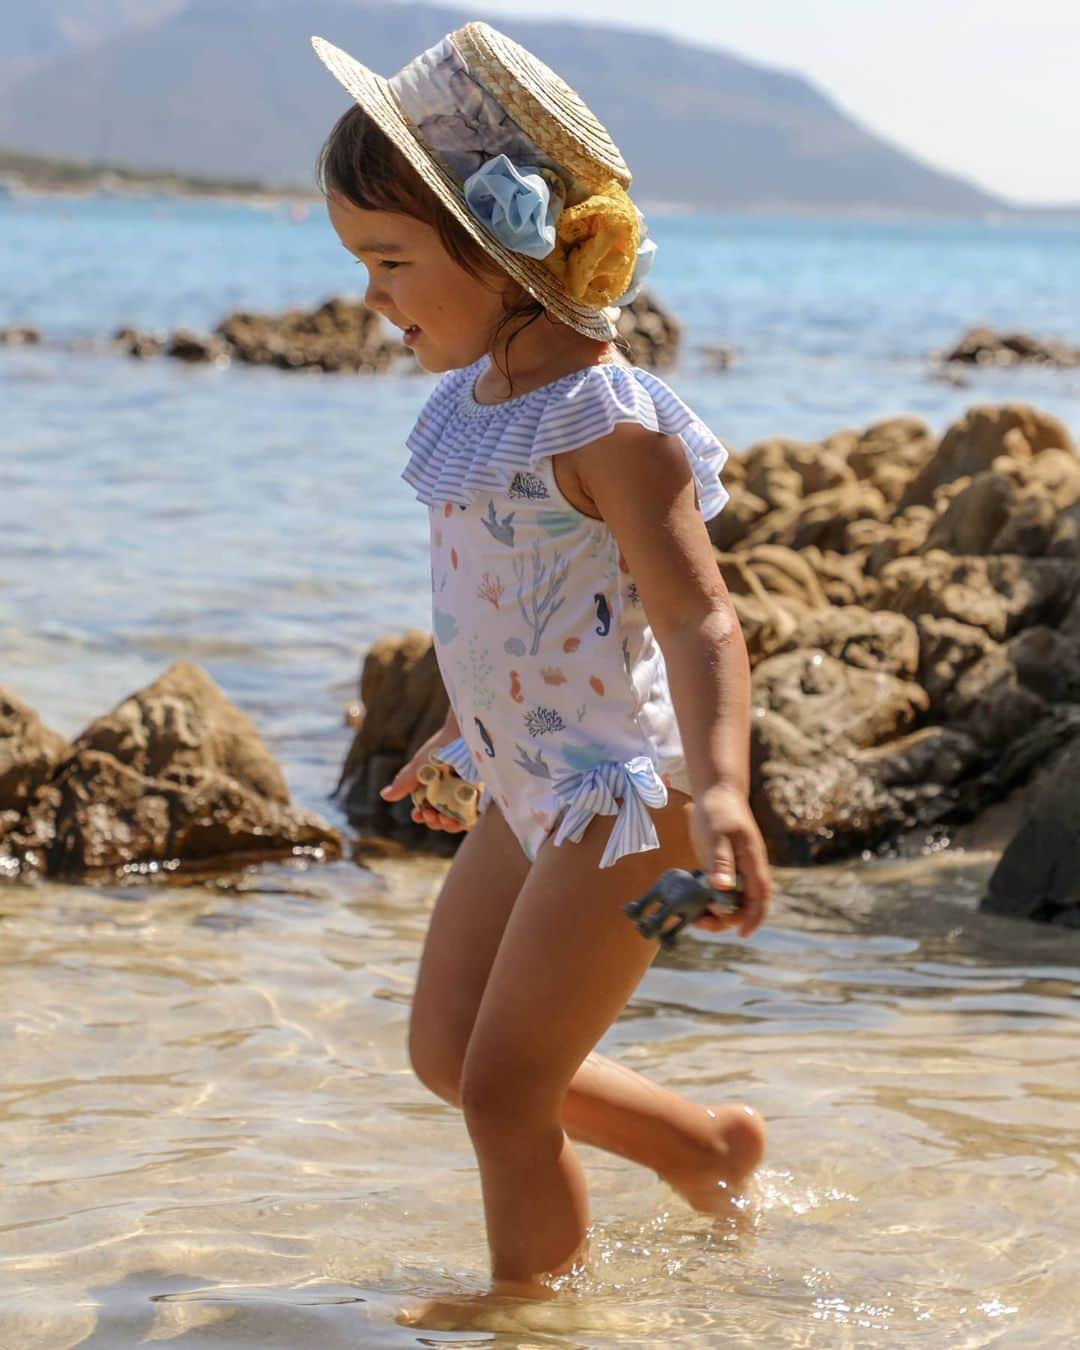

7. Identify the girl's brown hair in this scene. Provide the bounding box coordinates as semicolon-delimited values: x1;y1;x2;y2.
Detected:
316;103;550;393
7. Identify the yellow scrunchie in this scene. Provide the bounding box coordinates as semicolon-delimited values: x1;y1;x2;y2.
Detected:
540;179;639;309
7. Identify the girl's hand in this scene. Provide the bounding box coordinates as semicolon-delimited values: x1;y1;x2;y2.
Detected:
689;784;772;937
379;722;471;834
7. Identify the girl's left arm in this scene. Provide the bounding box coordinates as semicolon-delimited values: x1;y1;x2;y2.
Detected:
568;422;771;936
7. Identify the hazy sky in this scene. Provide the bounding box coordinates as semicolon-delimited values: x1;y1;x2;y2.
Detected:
475;0;1079;204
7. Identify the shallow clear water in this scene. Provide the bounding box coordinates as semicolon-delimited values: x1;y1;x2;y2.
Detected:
2;196;1079;1346
2;854;1077;1347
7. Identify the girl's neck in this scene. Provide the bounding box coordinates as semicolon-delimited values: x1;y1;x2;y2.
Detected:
476;315;622;404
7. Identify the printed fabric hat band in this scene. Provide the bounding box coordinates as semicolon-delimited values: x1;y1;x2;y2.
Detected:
387;35;654;309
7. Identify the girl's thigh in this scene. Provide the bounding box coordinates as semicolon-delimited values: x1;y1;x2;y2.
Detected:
409;801;532;1094
460;791;697;1116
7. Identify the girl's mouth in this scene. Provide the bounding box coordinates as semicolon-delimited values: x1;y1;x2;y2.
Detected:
403;325;422;347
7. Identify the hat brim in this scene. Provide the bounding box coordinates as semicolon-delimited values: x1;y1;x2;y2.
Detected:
311;36;618;342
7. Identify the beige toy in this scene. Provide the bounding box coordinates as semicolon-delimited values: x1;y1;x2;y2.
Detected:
411;756;483;829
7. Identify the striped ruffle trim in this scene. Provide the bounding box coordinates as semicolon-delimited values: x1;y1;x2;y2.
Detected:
402;360;730;521
550;755;669;869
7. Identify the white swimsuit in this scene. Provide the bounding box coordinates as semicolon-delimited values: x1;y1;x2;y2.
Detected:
402;354;730;867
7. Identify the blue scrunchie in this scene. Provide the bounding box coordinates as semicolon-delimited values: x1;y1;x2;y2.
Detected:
463;153;561;260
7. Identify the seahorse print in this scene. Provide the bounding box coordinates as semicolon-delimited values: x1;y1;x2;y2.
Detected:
509;670;524;703
523;706;565;737
594;593;611;636
474;716;496;757
513;744;552;778
515;541;571;656
481;499;516;546
508;470;550;500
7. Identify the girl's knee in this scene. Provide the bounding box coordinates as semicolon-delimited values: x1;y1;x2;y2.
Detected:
408;1020;465;1106
459;1045;558;1135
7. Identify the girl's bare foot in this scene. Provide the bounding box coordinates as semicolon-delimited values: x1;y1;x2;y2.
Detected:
658;1103;766;1216
395;1282;557;1332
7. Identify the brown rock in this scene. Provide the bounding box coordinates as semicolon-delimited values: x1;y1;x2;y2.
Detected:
215;297;403;374
915;616;997;713
899;404;1074;510
981;740;1080;925
922;470;1018;554
797;548;870;606
706;483;770;551
0;689;70;846
873;552;1076;642
743;482;890;553
6;664;340;881
168;328;230;363
114;326;165;359
615;291;680;370
847;416;937;503
941;647;1049;748
720;545;829;610
942;326;1080;369
0;325;42;346
1004;626;1080;705
773;606;920;679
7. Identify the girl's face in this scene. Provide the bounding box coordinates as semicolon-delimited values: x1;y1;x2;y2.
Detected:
326;195;516;373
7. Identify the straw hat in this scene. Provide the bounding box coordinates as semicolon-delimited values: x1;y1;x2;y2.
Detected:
311;22;646;341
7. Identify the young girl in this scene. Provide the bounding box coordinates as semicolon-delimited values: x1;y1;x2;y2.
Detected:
312;21;772;1324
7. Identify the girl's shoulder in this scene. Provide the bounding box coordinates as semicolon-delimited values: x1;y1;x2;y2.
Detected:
403;355;730;521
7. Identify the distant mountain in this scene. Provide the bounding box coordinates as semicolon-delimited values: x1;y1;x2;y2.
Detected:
0;0;1007;214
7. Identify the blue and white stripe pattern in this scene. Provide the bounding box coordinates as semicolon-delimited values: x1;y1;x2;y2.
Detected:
550;756;669;869
402;357;730;520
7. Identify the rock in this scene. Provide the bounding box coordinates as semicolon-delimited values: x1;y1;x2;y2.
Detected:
114;325;165;359
797;547;870;606
699;343;737;371
741;439;806;511
728;591;805;666
0;325;42;346
719;545;829;611
942;326;1080;369
847;507;934;575
773;606;920;679
922;470;1019;554
706;483;770;552
5;664;340;881
167;327;230;363
873;552;1077;642
215;296;406;374
898;404;1074;510
941;646;1049;748
751;650;929;753
981;740;1080;925
754;725;982;865
743;482;890;553
1004;626;1080;704
846;416;937;504
336;631;455;847
0;689;70;846
614;291;680;370
915;616;997;714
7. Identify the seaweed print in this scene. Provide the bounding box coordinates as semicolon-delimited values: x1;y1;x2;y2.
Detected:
467;638;495;712
508;470;550;500
622;636;632;676
513;744;552;778
476;571;504;609
524;706;565;737
474;716;496;757
481;499;516;546
576;704;587;723
627;582;641;607
589;676;605;697
509;670;524;703
594;593;612;636
514;540;571;657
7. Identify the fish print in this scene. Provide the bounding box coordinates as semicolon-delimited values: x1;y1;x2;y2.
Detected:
514;744;552;778
481;499;516;546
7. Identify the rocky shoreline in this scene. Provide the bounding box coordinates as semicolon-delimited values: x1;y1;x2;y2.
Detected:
337;400;1080;925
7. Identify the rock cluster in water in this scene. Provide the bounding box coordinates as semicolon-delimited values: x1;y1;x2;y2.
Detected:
337;400;1080;922
1;664;341;883
108;291;681;374
941;326;1080;369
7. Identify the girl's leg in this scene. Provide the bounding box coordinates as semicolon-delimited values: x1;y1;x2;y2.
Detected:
458;791;758;1290
409;800;762;1208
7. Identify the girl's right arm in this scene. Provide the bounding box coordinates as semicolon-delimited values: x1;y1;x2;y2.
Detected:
378;705;470;833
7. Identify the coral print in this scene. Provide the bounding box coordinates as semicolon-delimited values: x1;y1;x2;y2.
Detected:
563;636;580;653
451;548;459;569
524;706;566;736
514;744;552;778
508;470;550;500
509;670;524;702
477;571;504;608
594;593;612;635
541;666;566;685
482;499;516;546
515;540;571;656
